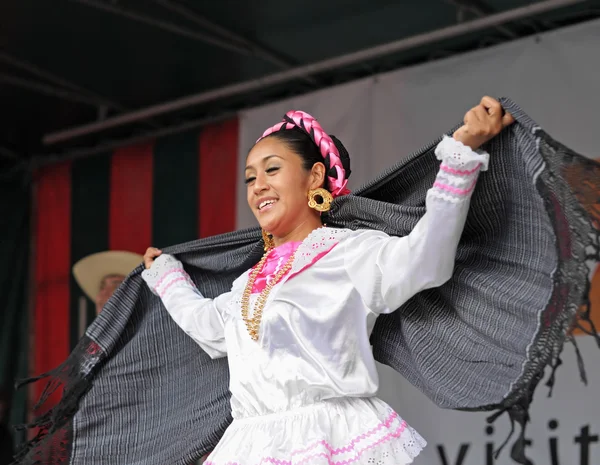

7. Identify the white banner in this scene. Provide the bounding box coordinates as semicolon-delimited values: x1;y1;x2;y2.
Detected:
238;18;600;465
238;18;600;228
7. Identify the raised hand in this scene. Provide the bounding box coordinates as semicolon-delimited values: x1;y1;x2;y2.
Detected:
143;247;162;269
453;96;515;151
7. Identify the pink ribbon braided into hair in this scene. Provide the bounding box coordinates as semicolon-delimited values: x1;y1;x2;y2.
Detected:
257;110;350;198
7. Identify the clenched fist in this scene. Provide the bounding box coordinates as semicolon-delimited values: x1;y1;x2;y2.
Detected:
143;247;162;269
453;96;515;150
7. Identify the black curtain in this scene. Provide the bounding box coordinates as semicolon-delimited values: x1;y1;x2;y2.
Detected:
0;161;31;450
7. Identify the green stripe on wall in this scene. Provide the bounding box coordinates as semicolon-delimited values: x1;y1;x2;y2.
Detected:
152;130;199;248
69;154;111;350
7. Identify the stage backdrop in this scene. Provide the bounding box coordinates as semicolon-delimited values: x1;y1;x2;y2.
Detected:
31;120;239;409
236;18;600;465
0;167;30;444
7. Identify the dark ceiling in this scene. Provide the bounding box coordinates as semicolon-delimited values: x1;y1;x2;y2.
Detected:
1;0;599;169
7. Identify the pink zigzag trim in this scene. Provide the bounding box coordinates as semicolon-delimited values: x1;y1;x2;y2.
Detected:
205;412;412;465
291;411;398;456
158;276;190;298
285;242;339;286
155;268;186;289
294;422;407;465
433;179;477;196
440;163;481;176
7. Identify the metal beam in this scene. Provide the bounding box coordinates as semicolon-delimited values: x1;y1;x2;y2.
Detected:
0;146;20;160
69;0;255;56
443;0;519;38
152;0;317;85
446;0;560;35
0;72;110;106
0;51;161;127
152;0;291;68
44;0;584;145
1;51;126;112
154;0;246;45
0;161;28;180
36;111;237;165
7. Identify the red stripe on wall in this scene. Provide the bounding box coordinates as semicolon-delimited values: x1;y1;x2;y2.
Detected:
198;119;239;237
33;163;72;405
109;142;154;254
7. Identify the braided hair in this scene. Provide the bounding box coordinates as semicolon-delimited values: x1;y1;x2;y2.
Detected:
263;128;351;192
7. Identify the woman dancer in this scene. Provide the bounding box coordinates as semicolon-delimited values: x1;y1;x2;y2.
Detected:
141;96;513;464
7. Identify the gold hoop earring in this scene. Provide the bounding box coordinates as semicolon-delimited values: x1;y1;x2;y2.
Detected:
262;230;275;251
308;188;333;212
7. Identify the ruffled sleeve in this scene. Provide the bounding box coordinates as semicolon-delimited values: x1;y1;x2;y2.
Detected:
344;135;489;314
141;254;230;358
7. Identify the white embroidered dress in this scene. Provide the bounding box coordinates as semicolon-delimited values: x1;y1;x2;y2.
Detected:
142;136;490;465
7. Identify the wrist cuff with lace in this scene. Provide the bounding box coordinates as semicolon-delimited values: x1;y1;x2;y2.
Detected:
141;254;198;298
429;136;490;203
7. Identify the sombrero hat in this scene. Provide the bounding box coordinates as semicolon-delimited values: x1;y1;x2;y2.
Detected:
72;250;143;301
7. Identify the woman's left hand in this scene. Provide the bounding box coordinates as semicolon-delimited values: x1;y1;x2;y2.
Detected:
453;96;515;150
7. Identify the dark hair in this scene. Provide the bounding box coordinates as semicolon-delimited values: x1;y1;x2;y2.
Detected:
265;128;351;191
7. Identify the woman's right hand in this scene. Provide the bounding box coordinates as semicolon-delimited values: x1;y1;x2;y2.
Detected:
144;247;162;269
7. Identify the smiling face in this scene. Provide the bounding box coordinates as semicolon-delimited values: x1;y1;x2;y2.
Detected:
245;136;326;243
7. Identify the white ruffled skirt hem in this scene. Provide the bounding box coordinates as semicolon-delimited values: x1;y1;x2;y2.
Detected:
205;397;425;465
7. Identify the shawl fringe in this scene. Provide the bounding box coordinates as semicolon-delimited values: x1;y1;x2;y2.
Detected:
12;336;103;464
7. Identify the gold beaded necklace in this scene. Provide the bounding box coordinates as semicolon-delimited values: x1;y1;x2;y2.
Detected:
240;248;296;341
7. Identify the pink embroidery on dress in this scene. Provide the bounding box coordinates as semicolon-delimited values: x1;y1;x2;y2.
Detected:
251;240;338;293
440;163;481;176
158;276;189;298
154;268;184;289
252;241;300;293
290;411;400;456
205;411;410;465
292;423;406;465
286;243;338;282
433;179;478;196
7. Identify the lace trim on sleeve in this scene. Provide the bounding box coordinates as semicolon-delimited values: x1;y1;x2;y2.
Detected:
435;135;490;171
141;254;199;298
429;136;490;203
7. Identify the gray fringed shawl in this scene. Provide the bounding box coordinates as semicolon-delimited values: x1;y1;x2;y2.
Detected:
15;99;600;465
